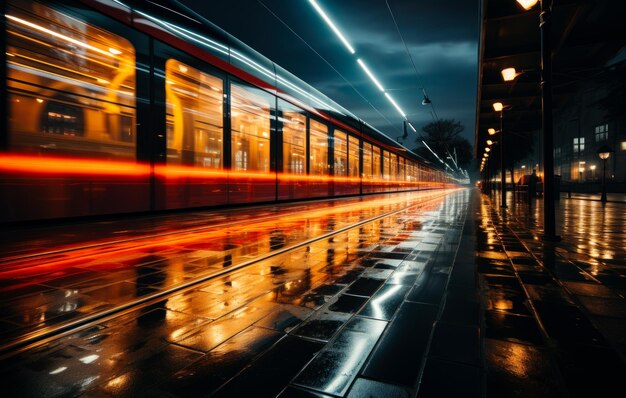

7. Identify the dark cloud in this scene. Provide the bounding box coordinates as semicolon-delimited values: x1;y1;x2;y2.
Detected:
185;0;479;143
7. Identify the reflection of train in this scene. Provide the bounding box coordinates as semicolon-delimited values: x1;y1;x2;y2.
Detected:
1;0;457;223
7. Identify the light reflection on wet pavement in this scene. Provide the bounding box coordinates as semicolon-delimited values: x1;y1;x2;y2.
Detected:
0;189;471;397
0;190;455;341
478;191;626;397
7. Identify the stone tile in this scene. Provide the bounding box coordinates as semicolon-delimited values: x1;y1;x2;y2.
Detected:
428;322;480;366
485;339;566;398
361;302;437;386
417;358;480;398
484;311;543;345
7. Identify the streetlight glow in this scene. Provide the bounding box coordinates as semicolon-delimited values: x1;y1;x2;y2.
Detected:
493;102;503;112
487;140;493;145
501;67;518;81
488;128;497;135
485;147;491;152
516;0;539;10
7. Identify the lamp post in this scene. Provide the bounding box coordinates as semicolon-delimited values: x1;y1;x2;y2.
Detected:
492;102;507;208
597;145;613;203
515;0;559;241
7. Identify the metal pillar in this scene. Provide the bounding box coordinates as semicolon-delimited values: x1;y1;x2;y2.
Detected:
540;0;559;241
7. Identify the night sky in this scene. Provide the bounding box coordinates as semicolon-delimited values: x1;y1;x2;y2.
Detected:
185;0;479;147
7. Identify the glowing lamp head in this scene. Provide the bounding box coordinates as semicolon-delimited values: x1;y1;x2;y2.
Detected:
516;0;539;10
488;128;497;135
597;145;613;160
487;140;493;145
493;102;503;112
501;67;518;81
485;147;491;152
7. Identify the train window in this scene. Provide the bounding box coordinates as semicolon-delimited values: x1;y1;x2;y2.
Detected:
334;130;347;177
383;151;390;180
348;136;360;178
231;82;273;172
399;157;406;180
309;120;328;175
6;0;136;158
279;100;305;175
362;142;373;179
390;153;398;180
373;146;381;179
166;60;223;168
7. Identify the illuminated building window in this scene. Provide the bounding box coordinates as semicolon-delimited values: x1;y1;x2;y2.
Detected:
333;130;348;177
573;137;585;153
166;60;223;168
279;100;305;175
230;82;272;172
6;0;136;158
309;120;329;175
348;136;360;178
362;142;373;179
621;141;626;151
594;123;608;142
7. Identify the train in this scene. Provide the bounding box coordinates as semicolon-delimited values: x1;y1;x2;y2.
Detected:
1;0;457;223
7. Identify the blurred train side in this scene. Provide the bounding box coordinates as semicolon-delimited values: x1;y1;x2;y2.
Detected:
1;0;457;223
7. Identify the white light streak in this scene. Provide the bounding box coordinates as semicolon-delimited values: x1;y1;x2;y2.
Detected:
407;122;417;132
357;59;385;92
309;0;356;54
384;92;406;118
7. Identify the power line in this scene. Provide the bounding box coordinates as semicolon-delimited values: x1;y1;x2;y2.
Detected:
384;0;439;121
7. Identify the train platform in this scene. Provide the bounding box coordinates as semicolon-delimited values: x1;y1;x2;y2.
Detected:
1;188;625;397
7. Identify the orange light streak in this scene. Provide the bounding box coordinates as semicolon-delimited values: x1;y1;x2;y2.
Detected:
0;154;150;177
0;189;457;283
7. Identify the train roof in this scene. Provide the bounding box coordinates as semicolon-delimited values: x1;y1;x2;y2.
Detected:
86;0;438;167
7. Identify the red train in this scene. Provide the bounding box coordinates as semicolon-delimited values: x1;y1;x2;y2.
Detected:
1;0;456;223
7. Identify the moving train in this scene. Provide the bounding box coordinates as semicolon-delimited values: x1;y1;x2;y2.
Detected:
1;0;456;223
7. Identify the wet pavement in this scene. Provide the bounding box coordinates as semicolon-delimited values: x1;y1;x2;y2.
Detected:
2;188;626;397
479;190;626;397
0;190;451;344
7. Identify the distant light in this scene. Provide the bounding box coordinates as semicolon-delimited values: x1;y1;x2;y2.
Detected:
488;128;497;135
501;67;518;81
486;139;493;145
516;0;539;10
357;59;385;92
108;47;122;55
484;153;489;158
309;0;355;54
407;122;417;133
178;64;188;73
485;147;490;152
36;98;44;103
384;92;406;118
493;102;503;112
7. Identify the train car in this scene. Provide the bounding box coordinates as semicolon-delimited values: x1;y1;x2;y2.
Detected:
1;0;457;223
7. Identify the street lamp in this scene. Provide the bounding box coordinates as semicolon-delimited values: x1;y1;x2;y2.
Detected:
514;0;559;241
597;145;613;203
